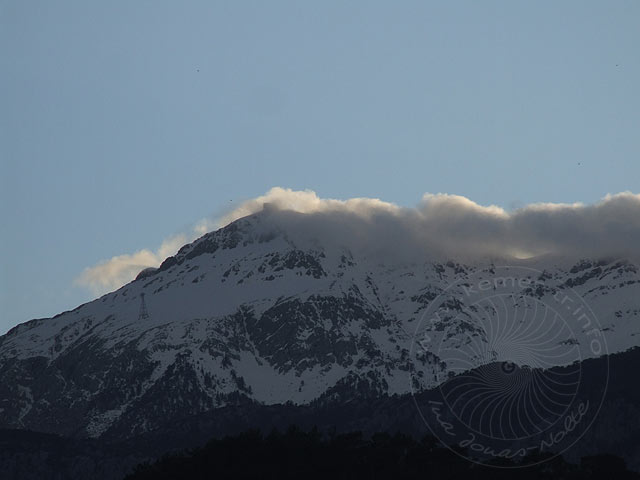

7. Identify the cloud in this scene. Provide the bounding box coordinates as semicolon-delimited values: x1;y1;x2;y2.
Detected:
74;188;640;296
215;187;401;226
74;234;187;296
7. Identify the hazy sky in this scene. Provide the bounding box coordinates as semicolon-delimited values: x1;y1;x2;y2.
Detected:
1;1;639;333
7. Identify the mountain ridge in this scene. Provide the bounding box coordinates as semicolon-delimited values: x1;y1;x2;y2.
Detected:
1;210;639;441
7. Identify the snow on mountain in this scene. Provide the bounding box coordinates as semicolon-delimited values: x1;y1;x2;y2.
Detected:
1;208;639;439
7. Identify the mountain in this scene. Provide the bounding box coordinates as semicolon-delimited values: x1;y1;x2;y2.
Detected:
3;348;640;479
1;207;639;445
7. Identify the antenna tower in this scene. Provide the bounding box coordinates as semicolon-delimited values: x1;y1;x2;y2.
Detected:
138;293;150;320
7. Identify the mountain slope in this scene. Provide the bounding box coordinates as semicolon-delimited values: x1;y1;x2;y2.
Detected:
3;348;640;480
1;209;639;440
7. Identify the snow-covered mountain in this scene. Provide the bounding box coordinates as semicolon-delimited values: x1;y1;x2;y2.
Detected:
1;207;639;439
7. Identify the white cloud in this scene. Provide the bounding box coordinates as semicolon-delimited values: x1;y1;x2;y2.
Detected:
74;234;187;296
74;188;640;296
215;187;401;226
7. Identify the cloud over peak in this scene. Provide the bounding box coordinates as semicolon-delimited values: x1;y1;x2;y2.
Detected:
75;188;640;296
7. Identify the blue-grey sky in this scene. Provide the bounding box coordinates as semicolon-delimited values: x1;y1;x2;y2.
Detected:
1;1;639;334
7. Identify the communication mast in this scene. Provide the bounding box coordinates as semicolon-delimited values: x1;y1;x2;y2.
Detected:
138;292;150;320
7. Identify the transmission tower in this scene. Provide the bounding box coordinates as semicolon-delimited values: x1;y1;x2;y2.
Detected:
138;293;150;320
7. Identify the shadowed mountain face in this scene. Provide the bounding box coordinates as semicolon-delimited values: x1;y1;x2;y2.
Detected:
1;348;639;480
1;210;639;448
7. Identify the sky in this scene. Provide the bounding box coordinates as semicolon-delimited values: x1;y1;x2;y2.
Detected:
1;1;639;334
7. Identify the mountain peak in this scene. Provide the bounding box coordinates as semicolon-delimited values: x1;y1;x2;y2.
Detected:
1;215;639;440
